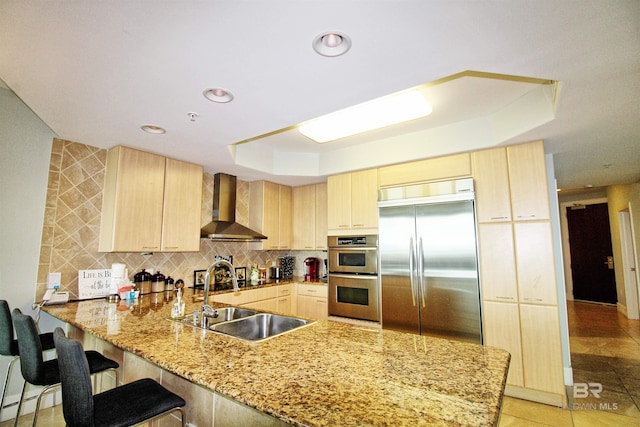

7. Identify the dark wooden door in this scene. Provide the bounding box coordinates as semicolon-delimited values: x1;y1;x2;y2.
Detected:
566;203;617;304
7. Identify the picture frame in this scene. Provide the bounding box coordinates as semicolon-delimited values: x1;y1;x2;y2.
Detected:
193;270;206;288
235;267;246;282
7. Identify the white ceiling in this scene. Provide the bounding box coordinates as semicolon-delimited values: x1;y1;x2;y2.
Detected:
1;1;638;190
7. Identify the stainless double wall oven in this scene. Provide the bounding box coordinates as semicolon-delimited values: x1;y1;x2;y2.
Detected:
328;235;380;322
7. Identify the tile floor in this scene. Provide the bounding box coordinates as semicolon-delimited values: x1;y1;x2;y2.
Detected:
4;300;640;426
499;300;640;426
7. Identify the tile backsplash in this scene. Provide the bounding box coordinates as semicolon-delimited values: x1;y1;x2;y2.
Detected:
36;139;324;300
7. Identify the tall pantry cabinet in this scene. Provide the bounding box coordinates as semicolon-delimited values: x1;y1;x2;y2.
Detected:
473;140;565;406
99;146;203;252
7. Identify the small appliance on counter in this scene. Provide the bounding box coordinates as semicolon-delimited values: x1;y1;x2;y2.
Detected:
321;259;328;282
304;257;320;281
269;266;281;280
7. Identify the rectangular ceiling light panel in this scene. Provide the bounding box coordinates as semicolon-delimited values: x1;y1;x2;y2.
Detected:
299;91;432;143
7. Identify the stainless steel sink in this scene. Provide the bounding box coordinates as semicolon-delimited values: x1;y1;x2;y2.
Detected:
171;308;313;342
175;307;258;327
211;313;312;342
203;307;258;326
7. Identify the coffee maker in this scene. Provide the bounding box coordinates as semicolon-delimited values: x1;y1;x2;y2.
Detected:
303;257;320;281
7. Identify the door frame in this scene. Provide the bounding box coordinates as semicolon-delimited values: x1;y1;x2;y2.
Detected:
619;206;640;319
559;197;609;302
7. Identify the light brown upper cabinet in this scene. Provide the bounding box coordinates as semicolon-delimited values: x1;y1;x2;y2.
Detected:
161;158;204;251
472;148;512;222
378;153;471;187
99;146;203;252
327;169;378;233
314;182;328;249
250;181;292;250
507;140;550;221
292;183;327;250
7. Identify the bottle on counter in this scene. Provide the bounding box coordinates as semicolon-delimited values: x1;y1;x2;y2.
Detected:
250;265;259;285
171;279;185;318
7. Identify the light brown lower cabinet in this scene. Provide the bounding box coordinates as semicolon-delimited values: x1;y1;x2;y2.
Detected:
483;300;565;406
213;284;325;319
296;284;328;320
66;324;287;427
518;304;565;396
482;301;524;387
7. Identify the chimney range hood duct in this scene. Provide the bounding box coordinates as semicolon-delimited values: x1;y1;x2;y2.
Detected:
200;173;266;241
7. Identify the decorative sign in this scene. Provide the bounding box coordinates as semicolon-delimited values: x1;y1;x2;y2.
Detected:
78;269;111;299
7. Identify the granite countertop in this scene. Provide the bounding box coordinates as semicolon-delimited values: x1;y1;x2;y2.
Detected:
43;286;509;426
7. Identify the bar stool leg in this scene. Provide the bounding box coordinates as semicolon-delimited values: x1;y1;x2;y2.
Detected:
0;356;20;421
13;381;27;427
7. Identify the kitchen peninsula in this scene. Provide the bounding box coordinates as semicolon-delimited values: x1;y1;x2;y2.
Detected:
43;287;510;426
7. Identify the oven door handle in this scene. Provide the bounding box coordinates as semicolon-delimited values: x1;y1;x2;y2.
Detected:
409;237;417;306
328;247;377;251
328;273;378;280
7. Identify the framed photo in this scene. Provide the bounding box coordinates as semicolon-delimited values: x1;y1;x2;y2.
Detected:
194;270;206;288
235;267;246;281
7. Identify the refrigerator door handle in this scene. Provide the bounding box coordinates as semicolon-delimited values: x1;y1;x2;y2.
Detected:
409;237;417;306
418;237;426;308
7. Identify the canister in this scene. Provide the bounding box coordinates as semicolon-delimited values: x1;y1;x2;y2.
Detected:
151;271;165;293
133;269;151;294
164;276;175;291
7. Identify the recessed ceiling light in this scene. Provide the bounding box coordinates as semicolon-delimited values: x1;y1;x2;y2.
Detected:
299;90;432;143
312;31;351;57
140;125;166;134
203;88;233;103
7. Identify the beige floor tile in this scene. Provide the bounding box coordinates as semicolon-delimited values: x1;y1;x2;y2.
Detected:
572;409;640;426
501;397;573;426
498;413;557;426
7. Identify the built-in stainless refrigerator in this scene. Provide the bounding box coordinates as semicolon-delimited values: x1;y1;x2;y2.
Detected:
378;178;482;344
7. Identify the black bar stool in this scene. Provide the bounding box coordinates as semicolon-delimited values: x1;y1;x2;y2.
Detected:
53;328;186;427
12;309;120;426
0;300;55;422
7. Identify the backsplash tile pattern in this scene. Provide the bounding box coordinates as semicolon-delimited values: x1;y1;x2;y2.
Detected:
36;140;324;300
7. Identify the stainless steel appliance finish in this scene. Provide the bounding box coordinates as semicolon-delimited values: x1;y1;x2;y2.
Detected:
378;178;482;344
328;235;378;275
201;173;267;241
328;235;380;322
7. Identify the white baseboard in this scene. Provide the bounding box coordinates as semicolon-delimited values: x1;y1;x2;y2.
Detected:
564;366;574;386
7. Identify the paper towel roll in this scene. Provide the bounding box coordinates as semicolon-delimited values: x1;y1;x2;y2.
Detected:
111;263;126;279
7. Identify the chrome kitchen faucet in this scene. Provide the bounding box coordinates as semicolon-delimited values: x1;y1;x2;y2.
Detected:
201;259;239;323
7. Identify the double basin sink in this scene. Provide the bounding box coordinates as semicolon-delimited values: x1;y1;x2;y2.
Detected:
175;307;313;343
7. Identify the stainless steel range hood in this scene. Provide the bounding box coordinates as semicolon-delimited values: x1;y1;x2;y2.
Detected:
200;173;266;241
